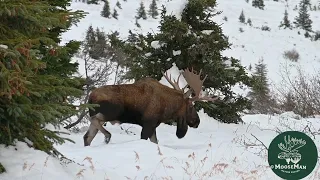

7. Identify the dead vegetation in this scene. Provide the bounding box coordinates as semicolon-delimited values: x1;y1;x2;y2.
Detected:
283;49;300;62
276;65;320;117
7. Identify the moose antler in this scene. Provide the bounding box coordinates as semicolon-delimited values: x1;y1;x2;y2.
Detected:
182;67;219;102
163;71;188;92
163;68;220;102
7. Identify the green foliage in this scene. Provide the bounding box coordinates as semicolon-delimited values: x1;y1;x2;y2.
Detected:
85;26;109;60
239;10;245;23
113;8;119;19
148;0;159;19
247;58;273;114
294;0;312;32
136;2;147;20
116;1;122;9
252;0;265;10
116;0;254;123
247;18;252;26
0;163;5;174
87;0;99;4
135;19;141;28
314;31;320;41
101;0;111;18
0;0;88;154
279;9;291;29
281;92;296;112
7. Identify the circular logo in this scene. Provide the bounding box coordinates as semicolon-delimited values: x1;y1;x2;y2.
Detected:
268;131;318;179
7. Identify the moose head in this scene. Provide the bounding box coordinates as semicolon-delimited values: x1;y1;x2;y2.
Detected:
163;67;219;129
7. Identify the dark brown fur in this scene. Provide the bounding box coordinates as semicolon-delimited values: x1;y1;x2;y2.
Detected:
83;77;200;146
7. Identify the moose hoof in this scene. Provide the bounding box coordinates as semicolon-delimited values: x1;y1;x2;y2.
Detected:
104;136;111;144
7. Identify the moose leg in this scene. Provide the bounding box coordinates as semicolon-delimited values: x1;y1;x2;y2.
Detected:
149;130;158;144
141;121;158;144
140;126;153;140
83;123;99;146
90;113;112;144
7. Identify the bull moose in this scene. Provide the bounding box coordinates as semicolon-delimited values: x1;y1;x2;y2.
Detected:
83;68;218;146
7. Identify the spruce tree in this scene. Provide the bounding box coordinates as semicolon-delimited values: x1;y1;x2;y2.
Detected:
252;0;265;10
87;0;99;4
135;18;141;28
115;1;253;123
113;8;119;19
84;25;96;55
315;31;320;41
0;163;5;173
239;10;246;23
247;18;252;26
116;0;122;9
90;27;108;59
247;58;272;114
252;0;259;8
281;92;296;112
148;0;159;19
101;0;111;18
279;9;291;29
294;0;313;32
259;0;265;9
136;2;147;20
0;0;87;157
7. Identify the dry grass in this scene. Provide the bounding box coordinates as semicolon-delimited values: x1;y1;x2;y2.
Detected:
283;49;300;62
15;130;319;180
276;64;320;117
68;138;278;180
13;145;317;180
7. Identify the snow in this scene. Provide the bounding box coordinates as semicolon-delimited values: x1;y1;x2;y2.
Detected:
1;111;320;180
144;52;152;57
150;40;163;49
1;66;320;180
172;50;181;56
212;0;320;87
223;59;232;67
60;0;320;94
0;44;8;49
1;0;320;179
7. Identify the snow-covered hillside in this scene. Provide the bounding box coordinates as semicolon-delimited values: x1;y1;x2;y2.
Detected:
1;66;320;180
1;0;320;179
61;0;320;88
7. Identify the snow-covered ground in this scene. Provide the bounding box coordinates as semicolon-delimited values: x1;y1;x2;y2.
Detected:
1;109;320;180
1;67;320;180
1;0;320;179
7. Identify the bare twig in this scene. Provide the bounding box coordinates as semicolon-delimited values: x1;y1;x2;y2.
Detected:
250;133;268;151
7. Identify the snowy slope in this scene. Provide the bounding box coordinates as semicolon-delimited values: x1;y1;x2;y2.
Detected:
1;67;320;180
1;0;320;180
61;0;320;88
1;108;320;179
213;0;320;87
